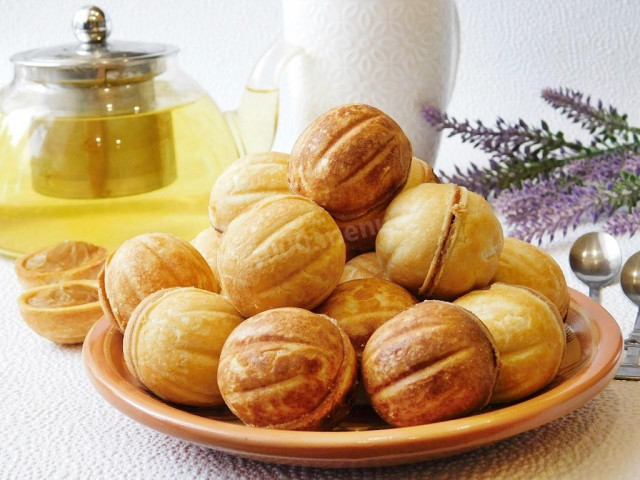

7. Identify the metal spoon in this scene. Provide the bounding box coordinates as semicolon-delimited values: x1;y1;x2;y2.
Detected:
569;232;622;303
616;252;640;380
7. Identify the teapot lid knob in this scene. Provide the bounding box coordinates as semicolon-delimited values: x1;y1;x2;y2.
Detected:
72;5;110;44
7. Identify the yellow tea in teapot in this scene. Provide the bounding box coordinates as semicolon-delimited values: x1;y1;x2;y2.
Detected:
30;107;177;199
0;95;238;256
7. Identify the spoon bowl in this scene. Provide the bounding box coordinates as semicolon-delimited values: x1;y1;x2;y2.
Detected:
621;252;640;307
569;232;622;302
615;252;640;380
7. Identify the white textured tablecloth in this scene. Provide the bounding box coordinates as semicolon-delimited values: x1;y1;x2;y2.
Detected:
1;224;640;480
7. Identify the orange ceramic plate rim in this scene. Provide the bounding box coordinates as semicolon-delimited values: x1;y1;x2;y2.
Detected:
82;289;623;467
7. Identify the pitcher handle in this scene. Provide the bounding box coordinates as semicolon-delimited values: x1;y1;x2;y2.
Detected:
446;0;461;105
247;41;302;91
225;41;302;156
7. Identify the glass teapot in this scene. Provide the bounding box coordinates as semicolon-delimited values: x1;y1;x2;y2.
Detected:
0;6;297;256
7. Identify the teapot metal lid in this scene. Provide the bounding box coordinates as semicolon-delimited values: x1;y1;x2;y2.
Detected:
10;6;178;85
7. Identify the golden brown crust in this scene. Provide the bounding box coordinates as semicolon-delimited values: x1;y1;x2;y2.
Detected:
315;278;417;355
123;287;243;407
98;233;218;333
288;104;412;221
217;307;358;430
401;157;441;192
17;280;102;344
190;227;223;285
217;195;346;317
208;152;290;232
376;183;503;299
492;237;570;319
339;252;386;284
15;241;107;289
362;300;500;427
454;283;565;403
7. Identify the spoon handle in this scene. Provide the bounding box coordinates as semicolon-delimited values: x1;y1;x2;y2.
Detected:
631;308;640;337
588;286;601;303
615;308;640;379
619;309;640;372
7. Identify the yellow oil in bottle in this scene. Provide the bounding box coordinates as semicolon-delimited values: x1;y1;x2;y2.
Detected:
0;95;239;256
232;87;279;155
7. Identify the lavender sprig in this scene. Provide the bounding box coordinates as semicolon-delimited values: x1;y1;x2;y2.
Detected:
423;107;577;158
423;87;640;241
541;88;635;136
423;107;572;197
493;179;607;243
542;88;640;155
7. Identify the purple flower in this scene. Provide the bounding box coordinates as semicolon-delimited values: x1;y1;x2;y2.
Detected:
542;87;629;134
441;161;497;198
423;88;640;239
421;106;566;159
494;178;606;243
422;105;445;128
605;208;640;237
562;152;626;184
624;155;640;175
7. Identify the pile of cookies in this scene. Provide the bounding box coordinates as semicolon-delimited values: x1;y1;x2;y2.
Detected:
17;103;570;431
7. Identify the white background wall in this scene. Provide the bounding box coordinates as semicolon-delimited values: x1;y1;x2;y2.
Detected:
1;0;639;176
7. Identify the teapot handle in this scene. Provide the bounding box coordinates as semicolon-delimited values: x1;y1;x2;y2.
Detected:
225;41;302;156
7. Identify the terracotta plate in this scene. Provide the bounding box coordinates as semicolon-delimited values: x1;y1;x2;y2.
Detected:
83;289;623;468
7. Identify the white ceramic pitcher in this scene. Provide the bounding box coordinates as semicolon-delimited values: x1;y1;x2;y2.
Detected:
274;0;460;167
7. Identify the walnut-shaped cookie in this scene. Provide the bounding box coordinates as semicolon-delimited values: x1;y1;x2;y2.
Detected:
208;152;290;232
98;232;218;333
376;183;504;299
124;288;243;407
401;157;441;192
217;195;345;317
15;240;107;289
492;237;570;319
191;227;222;285
217;307;357;430
316;278;417;355
288;104;412;251
339;252;386;284
455;283;565;403
362;301;500;427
